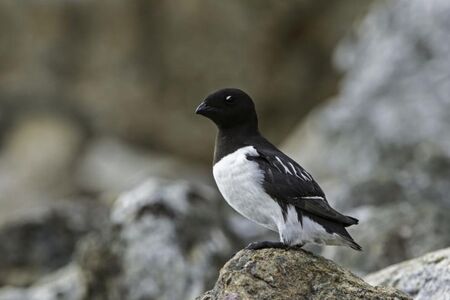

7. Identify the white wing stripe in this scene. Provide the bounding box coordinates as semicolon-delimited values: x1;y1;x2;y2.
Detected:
301;196;324;200
301;170;313;181
276;156;293;175
289;162;300;178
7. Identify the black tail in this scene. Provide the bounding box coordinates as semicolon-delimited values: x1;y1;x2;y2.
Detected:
303;211;362;251
349;241;362;251
344;215;359;227
337;226;362;251
344;235;362;251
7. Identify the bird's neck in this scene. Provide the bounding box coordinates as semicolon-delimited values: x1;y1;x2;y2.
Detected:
214;123;260;164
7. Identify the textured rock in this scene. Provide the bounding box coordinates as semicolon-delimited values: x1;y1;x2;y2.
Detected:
365;248;450;300
78;179;237;300
197;249;410;300
0;265;85;300
283;0;450;273
0;0;372;161
0;200;106;287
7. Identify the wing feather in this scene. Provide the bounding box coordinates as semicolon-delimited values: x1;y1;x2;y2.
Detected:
247;149;358;226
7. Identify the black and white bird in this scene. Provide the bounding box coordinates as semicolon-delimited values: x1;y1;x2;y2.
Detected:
196;88;361;251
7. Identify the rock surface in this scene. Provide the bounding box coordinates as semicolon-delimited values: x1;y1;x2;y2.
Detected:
365;248;450;300
78;178;238;300
197;249;410;300
0;265;85;300
0;200;106;287
283;0;450;273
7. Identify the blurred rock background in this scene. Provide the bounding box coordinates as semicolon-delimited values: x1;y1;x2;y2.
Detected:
283;0;450;275
0;0;449;299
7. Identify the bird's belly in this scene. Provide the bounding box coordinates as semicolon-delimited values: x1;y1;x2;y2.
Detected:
213;147;282;231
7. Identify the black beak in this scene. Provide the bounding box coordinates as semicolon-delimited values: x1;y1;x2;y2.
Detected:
195;101;209;115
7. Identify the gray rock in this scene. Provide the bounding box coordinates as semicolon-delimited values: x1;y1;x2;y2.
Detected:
0;200;107;287
0;264;85;300
79;178;237;300
284;0;450;209
365;248;450;300
283;0;450;273
197;249;410;300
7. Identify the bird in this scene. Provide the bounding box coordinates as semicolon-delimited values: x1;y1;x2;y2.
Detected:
195;88;361;251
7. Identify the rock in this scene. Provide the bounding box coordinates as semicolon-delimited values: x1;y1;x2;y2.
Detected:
0;0;372;161
321;202;450;275
365;248;450;300
197;249;410;300
0;200;107;287
75;137;210;196
78;178;237;300
75;234;121;300
0;264;85;300
283;0;450;209
282;0;450;273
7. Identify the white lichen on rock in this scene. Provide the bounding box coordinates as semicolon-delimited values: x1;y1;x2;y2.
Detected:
365;247;450;300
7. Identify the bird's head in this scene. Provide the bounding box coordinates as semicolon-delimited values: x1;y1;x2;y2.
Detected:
196;88;258;130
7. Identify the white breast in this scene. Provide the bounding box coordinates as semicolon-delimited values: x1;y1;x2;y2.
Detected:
213;146;282;232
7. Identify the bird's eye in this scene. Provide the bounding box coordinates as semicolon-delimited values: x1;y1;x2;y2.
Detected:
225;95;234;104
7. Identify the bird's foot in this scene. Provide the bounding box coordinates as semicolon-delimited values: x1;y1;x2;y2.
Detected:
245;241;288;250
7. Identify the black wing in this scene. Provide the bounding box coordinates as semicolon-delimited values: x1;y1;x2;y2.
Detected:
247;148;358;226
